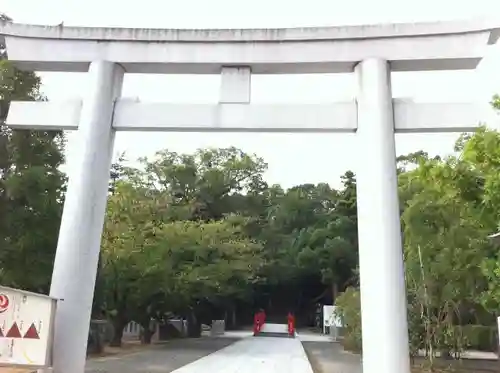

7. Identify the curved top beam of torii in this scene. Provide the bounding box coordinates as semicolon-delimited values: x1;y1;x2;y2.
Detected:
0;18;499;73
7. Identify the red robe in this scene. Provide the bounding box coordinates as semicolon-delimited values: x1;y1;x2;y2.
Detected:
287;313;295;336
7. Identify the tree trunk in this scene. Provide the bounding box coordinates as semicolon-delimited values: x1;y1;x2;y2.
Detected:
92;322;104;355
231;307;237;329
142;327;154;344
186;310;201;338
91;251;104;319
332;282;339;304
296;289;303;311
110;319;127;347
224;304;237;330
140;319;156;344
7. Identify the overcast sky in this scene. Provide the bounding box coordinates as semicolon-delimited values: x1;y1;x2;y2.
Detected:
1;0;500;188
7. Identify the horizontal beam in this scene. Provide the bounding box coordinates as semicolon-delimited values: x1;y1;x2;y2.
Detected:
6;100;81;130
1;19;497;73
393;100;484;133
112;100;357;132
5;99;486;134
3;34;490;74
1;18;498;42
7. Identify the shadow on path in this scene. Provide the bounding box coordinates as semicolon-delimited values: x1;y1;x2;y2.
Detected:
85;337;239;373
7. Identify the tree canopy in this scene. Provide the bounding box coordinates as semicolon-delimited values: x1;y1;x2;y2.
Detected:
0;41;65;292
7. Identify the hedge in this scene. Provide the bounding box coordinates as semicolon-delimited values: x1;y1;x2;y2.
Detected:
334;287;498;354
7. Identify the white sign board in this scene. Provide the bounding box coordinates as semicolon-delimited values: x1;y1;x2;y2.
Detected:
323;305;342;333
497;316;500;347
0;286;57;368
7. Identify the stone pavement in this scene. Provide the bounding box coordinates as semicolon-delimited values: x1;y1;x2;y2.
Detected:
171;336;314;373
85;337;238;373
84;331;359;373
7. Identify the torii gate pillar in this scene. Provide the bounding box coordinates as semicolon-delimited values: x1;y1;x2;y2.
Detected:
356;58;410;371
49;61;124;370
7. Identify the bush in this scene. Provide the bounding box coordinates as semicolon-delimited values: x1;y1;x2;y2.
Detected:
461;325;497;352
335;287;362;353
407;299;426;357
334;287;498;356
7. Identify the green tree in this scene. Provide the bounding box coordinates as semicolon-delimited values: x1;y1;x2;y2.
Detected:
491;94;500;110
152;219;263;336
459;127;500;314
136;147;268;221
101;178;263;344
401;155;490;359
101;180;172;346
0;17;66;292
335;123;500;362
260;180;358;312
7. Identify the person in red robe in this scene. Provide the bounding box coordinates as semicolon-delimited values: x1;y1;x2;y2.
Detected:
287;312;295;337
253;312;260;335
254;309;266;335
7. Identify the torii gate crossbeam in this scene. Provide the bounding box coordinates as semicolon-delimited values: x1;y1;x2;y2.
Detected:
1;18;499;373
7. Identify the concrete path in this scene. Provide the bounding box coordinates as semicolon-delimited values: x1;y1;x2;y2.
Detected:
85;337;238;373
171;337;314;373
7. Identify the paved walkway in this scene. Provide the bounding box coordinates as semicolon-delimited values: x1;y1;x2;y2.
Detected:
84;331;329;373
171;337;314;373
85;337;238;373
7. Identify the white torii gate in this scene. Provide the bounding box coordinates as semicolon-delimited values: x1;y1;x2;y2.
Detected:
1;18;499;373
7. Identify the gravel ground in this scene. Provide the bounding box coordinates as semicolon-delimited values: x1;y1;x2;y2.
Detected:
85;337;238;373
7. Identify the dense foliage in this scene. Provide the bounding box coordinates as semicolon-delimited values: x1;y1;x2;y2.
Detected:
336;124;500;365
94;147;359;344
0;23;66;293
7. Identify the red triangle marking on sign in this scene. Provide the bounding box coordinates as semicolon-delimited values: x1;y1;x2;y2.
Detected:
6;322;22;338
23;323;39;339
